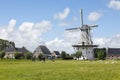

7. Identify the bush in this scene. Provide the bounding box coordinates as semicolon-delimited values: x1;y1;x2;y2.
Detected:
65;56;73;60
98;50;106;60
61;51;66;60
14;52;25;59
25;52;32;59
94;48;106;60
0;51;5;59
75;51;82;58
38;53;45;61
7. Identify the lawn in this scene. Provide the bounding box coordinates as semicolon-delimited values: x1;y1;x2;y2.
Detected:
0;59;120;80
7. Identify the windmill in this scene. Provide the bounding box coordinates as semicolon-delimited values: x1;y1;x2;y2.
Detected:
66;9;98;60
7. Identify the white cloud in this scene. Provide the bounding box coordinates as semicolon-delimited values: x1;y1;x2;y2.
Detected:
2;19;120;54
7;19;16;32
88;12;102;21
46;38;74;53
46;31;120;53
93;33;120;48
0;19;52;52
65;31;81;44
54;8;70;20
47;33;120;54
93;38;110;47
108;0;120;10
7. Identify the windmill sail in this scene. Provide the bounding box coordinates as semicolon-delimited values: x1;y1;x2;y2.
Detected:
65;27;81;31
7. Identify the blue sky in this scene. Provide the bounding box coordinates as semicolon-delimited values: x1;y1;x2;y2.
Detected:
0;0;120;53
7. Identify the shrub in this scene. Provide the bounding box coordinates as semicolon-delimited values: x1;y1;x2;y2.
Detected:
75;51;82;58
14;52;25;59
61;51;66;60
0;51;5;59
38;53;45;61
94;48;106;60
65;56;73;60
25;52;32;59
98;50;106;60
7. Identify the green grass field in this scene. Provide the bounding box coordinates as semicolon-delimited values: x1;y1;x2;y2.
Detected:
0;59;120;80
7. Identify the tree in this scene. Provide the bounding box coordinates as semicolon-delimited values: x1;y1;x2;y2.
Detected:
0;51;5;59
25;52;32;59
14;52;25;59
61;51;66;60
38;53;45;62
94;48;106;60
98;50;106;60
75;51;82;59
38;53;44;59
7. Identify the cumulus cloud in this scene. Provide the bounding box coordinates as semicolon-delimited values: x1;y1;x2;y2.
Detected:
65;31;81;44
46;38;74;53
108;0;120;10
0;19;52;52
46;31;120;53
93;38;110;47
45;30;82;53
88;12;102;21
93;33;120;48
54;8;70;20
1;19;120;54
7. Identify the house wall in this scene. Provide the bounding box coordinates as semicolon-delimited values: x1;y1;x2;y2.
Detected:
106;54;120;59
4;52;15;59
106;48;120;59
77;47;94;60
51;52;60;58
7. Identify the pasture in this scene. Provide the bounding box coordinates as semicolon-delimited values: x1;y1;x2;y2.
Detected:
0;59;120;80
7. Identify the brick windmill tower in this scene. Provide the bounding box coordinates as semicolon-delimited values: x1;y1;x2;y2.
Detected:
66;9;98;60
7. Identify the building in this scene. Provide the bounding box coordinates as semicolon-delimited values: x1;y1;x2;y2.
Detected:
51;51;61;58
4;46;30;59
66;10;98;60
107;48;120;59
33;45;51;58
0;39;30;59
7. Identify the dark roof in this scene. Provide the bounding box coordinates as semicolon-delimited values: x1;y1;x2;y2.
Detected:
53;51;60;55
4;46;15;52
4;46;30;53
34;45;51;54
15;47;30;53
108;48;120;54
40;45;51;54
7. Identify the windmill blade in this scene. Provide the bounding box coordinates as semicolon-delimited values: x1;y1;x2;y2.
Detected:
89;24;98;28
65;27;81;31
80;9;84;27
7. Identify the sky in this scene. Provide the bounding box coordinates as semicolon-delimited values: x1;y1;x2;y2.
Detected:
0;0;120;53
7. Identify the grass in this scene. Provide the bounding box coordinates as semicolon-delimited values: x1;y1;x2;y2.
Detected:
0;59;120;80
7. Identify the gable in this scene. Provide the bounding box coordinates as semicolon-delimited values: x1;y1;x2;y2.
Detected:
53;51;60;55
34;45;51;54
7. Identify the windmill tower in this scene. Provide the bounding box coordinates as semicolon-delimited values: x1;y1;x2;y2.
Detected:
66;9;98;60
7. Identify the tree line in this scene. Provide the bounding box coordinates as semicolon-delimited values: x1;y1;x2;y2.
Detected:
0;48;106;60
61;48;106;60
0;51;32;59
